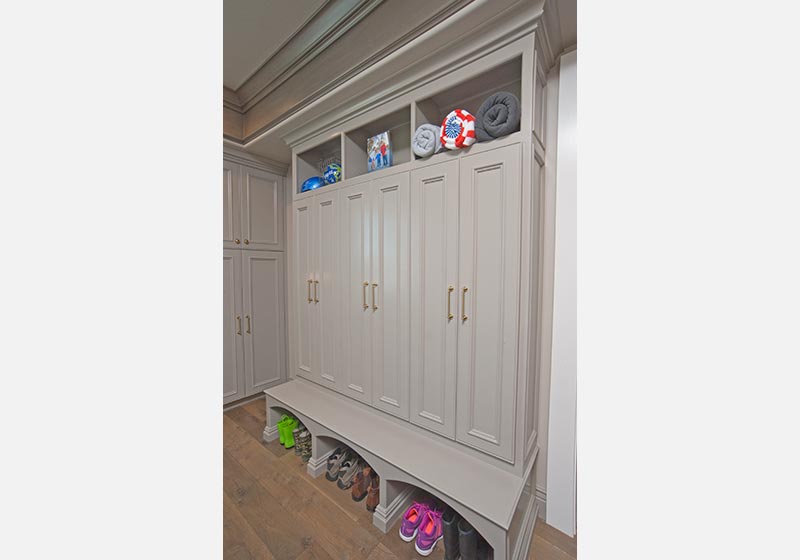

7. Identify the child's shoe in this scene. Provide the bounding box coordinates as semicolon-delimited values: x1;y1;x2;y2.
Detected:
414;508;444;557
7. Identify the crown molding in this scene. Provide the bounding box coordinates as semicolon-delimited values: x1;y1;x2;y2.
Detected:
223;87;243;113
222;143;289;175
236;0;384;111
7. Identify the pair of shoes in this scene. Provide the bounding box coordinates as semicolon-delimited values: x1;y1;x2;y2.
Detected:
325;447;353;482
337;457;364;490
277;416;300;449
296;430;312;462
398;501;444;556
365;470;380;513
351;465;372;502
453;517;489;560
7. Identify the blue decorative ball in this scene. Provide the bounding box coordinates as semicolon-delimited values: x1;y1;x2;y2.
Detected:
301;176;325;192
323;163;342;184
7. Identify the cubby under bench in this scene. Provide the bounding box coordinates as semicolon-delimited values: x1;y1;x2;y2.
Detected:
263;379;539;560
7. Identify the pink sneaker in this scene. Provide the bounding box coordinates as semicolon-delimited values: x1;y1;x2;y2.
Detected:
414;508;444;556
398;501;431;542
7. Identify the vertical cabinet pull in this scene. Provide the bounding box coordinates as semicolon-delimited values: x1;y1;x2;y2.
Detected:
313;280;319;303
246;315;251;334
461;287;469;321
447;286;454;320
307;279;313;303
362;282;369;310
236;315;242;335
371;283;378;311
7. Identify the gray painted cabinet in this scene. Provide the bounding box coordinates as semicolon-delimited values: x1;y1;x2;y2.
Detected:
455;144;522;462
223;161;284;251
223;249;245;404
409;160;460;438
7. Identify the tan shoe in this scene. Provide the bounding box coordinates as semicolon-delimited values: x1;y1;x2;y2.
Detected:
351;465;372;502
365;471;380;512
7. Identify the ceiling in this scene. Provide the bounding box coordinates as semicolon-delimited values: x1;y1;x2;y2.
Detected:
223;0;328;90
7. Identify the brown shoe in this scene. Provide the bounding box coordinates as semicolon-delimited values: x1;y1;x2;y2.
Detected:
365;471;380;512
352;465;371;502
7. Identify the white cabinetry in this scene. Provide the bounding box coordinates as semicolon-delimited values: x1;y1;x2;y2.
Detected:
223;250;245;404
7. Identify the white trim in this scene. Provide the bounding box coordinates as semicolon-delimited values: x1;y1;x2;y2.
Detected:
223;144;289;175
372;486;416;534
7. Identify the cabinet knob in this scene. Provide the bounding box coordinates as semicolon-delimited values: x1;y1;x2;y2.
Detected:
234;238;240;244
244;239;250;245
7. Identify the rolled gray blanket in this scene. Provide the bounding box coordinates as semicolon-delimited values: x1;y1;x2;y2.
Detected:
475;91;521;142
412;123;443;157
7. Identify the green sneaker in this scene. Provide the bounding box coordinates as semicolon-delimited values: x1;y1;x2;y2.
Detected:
283;418;300;449
277;415;290;445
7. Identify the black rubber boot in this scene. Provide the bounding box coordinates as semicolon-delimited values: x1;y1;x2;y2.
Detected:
442;508;461;560
477;535;490;560
458;518;478;560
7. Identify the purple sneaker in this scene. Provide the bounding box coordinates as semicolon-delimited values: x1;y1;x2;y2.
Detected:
414;508;444;556
398;501;430;542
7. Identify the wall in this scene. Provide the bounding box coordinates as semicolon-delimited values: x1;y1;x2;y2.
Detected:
545;47;577;537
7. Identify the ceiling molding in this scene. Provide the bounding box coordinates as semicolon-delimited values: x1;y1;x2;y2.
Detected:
236;0;383;111
223;87;243;113
222;142;289;175
233;0;477;145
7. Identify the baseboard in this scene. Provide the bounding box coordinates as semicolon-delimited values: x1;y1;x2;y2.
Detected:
373;486;416;534
224;392;266;412
262;424;279;442
512;494;540;560
306;449;334;478
535;486;547;519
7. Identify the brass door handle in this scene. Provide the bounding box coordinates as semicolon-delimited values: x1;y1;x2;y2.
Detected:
371;283;378;311
307;279;312;303
313;280;319;303
236;315;242;335
246;315;251;334
234;238;240;245
447;286;454;320
461;287;468;321
244;239;250;245
362;281;369;309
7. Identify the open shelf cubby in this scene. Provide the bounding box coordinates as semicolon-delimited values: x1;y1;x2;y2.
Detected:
296;135;342;194
343;106;411;180
413;56;522;159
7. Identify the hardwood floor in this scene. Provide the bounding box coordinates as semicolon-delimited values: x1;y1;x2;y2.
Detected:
224;397;577;560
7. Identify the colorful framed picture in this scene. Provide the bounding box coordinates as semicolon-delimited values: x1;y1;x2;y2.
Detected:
367;131;392;172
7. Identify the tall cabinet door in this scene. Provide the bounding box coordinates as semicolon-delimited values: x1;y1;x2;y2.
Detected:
312;190;340;389
242;251;286;394
292;198;316;381
370;172;410;420
241;165;283;251
337;182;372;403
223;161;241;249
409;160;459;437
456;144;522;462
223;250;245;404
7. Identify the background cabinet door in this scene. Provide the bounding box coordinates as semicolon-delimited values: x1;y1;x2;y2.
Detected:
242;251;286;394
370;172;410;420
409;160;459;437
292;199;316;381
338;183;372;403
312;190;340;389
223;250;245;404
223;162;241;249
456;144;522;462
241;165;283;251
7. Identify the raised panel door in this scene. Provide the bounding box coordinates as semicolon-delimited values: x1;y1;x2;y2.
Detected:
338;182;372;403
313;190;340;389
292;199;316;381
409;160;459;437
456;144;522;462
223;250;245;404
223;161;241;249
242;251;286;394
241;165;283;250
370;172;410;420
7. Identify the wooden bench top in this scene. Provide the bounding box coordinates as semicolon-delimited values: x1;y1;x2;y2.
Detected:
265;379;525;529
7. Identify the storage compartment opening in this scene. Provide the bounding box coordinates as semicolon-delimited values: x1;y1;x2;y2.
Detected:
296;135;342;194
344;106;411;180
414;56;523;159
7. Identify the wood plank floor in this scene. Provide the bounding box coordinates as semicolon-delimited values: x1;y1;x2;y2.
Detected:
224;397;577;560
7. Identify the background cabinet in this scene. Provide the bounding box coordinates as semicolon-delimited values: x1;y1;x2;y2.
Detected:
224;161;284;250
223;250;245;404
